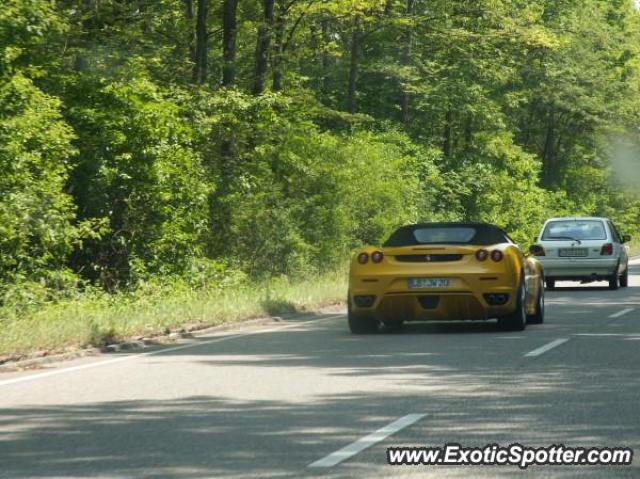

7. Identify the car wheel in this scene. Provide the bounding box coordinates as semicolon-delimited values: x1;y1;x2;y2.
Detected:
620;267;629;288
347;295;378;334
498;280;526;331
527;278;545;325
382;320;404;333
609;270;620;290
545;278;556;290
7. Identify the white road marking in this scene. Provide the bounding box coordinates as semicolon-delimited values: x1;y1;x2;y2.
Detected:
308;413;426;468
609;308;634;319
573;333;640;337
0;314;344;388
546;302;639;306
524;338;569;358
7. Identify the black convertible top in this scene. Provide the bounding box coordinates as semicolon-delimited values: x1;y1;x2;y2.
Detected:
383;222;512;247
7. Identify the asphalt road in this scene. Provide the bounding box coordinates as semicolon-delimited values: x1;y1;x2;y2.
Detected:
2;262;640;479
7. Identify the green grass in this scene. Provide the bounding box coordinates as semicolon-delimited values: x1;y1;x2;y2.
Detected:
0;272;347;360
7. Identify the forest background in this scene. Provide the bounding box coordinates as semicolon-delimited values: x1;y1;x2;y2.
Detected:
2;0;640;357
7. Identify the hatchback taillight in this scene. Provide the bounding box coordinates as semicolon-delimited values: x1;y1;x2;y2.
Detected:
600;243;613;256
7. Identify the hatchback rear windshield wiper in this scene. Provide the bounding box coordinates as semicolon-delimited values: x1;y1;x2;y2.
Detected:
545;236;582;245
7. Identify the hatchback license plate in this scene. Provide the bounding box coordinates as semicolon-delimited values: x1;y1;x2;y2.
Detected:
559;248;588;257
408;278;450;289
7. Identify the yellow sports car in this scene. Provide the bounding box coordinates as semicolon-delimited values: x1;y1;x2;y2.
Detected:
348;222;545;333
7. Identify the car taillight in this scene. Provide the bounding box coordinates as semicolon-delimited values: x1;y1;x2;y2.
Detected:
600;243;613;256
476;249;489;261
490;250;504;262
357;252;369;264
371;251;384;263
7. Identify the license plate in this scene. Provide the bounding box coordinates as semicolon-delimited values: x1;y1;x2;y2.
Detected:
407;278;450;289
559;248;588;257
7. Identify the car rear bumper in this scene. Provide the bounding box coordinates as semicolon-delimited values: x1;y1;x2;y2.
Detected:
538;257;619;278
349;273;519;321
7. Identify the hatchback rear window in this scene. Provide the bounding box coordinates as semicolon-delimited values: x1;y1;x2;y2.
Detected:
384;224;509;246
541;220;607;241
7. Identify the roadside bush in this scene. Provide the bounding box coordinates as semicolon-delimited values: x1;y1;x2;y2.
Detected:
186;91;443;276
64;74;211;289
453;133;552;245
0;74;80;296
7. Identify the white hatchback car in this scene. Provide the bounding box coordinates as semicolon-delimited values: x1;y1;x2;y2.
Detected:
531;217;630;290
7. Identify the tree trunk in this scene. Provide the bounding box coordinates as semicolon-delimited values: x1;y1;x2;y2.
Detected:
74;0;95;72
347;20;361;113
184;0;197;82
463;115;473;155
519;98;538;148
272;0;285;91
443;107;453;161
253;0;275;95
541;103;556;187
400;0;415;127
222;0;239;87
320;17;330;98
193;0;208;84
184;0;195;24
217;0;239;252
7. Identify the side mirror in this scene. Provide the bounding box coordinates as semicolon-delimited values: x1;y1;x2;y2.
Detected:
529;244;544;256
622;234;631;244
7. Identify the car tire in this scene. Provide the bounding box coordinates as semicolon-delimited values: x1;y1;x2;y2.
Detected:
382;320;404;333
347;295;378;334
498;279;527;331
527;278;545;325
545;278;556;290
620;267;629;288
609;270;620;290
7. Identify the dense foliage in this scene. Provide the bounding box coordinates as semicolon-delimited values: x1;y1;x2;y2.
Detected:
2;0;640;302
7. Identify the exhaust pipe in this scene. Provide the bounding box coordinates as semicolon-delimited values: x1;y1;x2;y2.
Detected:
483;293;509;306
